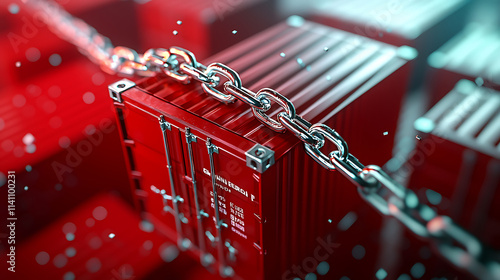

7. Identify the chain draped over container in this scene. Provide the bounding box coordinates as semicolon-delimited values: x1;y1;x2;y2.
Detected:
25;1;500;278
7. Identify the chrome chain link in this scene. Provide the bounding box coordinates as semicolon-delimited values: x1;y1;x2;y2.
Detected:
27;1;500;278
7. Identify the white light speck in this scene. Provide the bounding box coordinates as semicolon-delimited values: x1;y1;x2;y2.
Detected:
232;30;237;34
49;54;62;66
297;58;305;67
176;20;182;25
280;52;286;57
8;4;20;14
108;233;115;239
376;268;388;280
15;61;21;67
23;133;35;145
65;247;77;258
63;272;75;280
383;131;388;136
53;254;68;268
324;47;329;52
475;77;484;86
317;261;330;275
62;222;77;234
25;144;36;154
173;30;178;35
36;251;50;265
416;135;421;141
25;47;41;62
82;92;95;104
24;186;28;191
59;136;71;148
66;233;75;241
92;206;108;221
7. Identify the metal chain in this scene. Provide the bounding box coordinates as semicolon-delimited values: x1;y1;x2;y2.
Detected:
27;1;500;278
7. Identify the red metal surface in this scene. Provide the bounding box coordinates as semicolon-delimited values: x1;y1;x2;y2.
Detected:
0;57;134;242
308;0;470;89
0;0;139;89
407;80;500;250
135;0;280;60
111;20;414;279
309;0;470;50
0;1;498;279
0;0;144;245
0;193;195;279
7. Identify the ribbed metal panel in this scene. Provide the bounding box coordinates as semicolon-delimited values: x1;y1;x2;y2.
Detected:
420;80;500;157
429;23;500;87
311;0;469;39
120;19;412;280
136;20;409;161
409;80;500;251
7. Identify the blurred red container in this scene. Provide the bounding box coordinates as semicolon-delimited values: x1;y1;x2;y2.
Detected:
110;18;414;279
0;0;142;243
407;80;500;249
0;57;132;242
0;194;184;280
427;23;500;106
135;0;279;60
0;0;139;89
309;0;471;88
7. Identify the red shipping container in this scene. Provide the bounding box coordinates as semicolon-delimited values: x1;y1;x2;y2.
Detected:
0;0;141;243
309;0;471;89
109;19;415;279
407;80;500;249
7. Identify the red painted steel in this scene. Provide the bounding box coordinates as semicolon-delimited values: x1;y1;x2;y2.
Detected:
407;80;500;250
112;19;414;279
135;0;279;60
309;0;470;89
0;193;190;279
0;58;134;242
309;0;470;50
0;0;139;88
